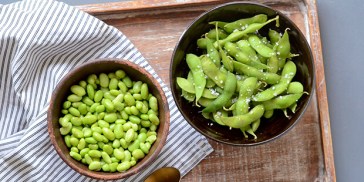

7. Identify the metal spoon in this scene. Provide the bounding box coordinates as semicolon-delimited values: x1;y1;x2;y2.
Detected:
144;167;181;182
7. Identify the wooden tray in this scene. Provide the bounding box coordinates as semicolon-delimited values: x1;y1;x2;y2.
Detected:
79;0;335;181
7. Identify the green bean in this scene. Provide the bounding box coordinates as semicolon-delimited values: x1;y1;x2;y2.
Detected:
202;72;236;113
233;61;280;84
186;54;206;105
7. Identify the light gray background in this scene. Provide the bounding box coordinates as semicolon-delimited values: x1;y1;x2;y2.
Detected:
2;0;363;181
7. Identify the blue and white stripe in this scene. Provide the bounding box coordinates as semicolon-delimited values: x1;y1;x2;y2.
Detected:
0;0;213;181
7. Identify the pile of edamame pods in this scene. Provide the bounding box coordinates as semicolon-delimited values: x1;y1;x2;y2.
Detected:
177;14;308;139
58;70;160;172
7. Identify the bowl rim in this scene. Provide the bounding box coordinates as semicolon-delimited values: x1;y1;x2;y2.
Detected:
47;58;170;180
169;1;315;146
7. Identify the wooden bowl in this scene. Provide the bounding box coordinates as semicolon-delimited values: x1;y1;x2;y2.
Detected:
170;2;315;146
47;59;170;180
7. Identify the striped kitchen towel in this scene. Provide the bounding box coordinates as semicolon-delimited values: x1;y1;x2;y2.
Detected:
0;0;213;181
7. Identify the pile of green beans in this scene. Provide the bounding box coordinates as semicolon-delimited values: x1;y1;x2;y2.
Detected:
59;69;160;172
177;14;308;139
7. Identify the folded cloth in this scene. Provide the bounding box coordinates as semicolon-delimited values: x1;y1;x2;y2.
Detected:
0;0;213;181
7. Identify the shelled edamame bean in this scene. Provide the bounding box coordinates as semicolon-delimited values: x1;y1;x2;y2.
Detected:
59;69;159;172
177;14;308;139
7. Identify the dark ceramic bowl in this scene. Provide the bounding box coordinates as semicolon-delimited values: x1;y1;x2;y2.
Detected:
170;2;314;146
48;59;170;180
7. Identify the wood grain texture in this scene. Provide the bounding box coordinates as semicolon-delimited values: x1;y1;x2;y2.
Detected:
80;0;335;181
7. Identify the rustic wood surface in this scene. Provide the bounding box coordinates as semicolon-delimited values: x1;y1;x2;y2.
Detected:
79;0;335;181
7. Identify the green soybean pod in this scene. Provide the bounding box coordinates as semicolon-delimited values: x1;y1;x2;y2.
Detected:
148;114;160;125
67;94;82;102
113;148;125;160
89;161;102;171
109;78;118;90
94;90;104;103
117;81;128;93
125;129;135;143
140;83;149;100
102;127;115;141
117;161;131;172
149;96;158;112
103;144;113;155
287;81;304;94
99;73;109;88
114;124;124;139
101;151;112;164
70;151;82;161
77;138;86;150
64;135;71;148
122;77;133;88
